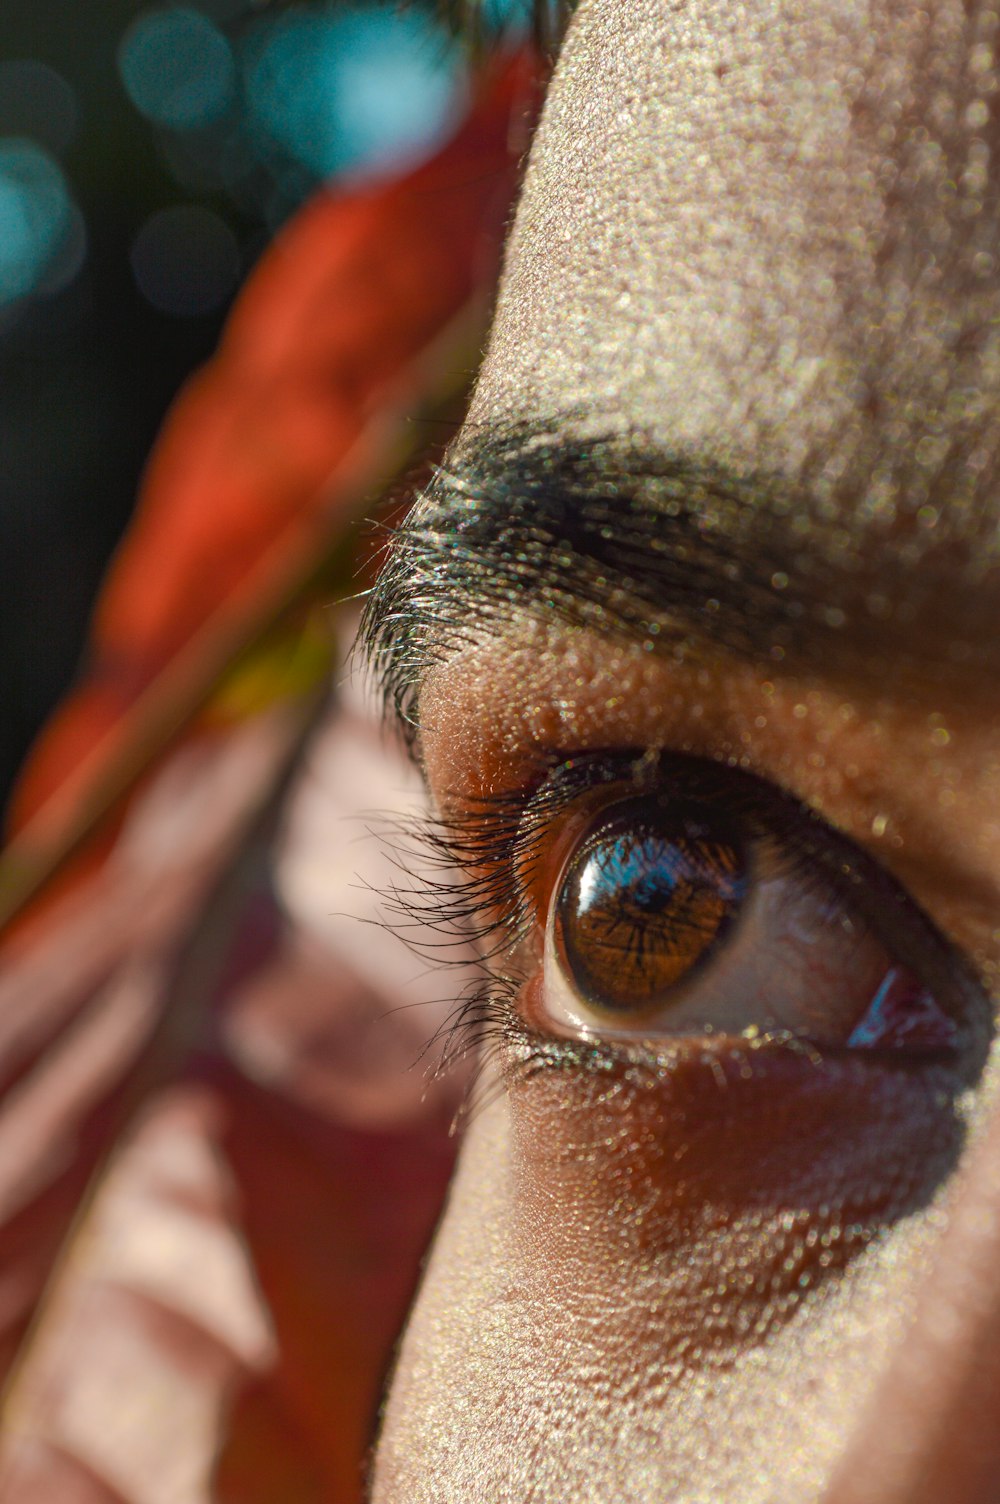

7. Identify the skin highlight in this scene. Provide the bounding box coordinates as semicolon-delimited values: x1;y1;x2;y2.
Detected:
367;1;1000;1499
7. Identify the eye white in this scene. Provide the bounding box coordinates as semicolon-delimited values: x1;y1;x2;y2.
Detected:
541;847;890;1047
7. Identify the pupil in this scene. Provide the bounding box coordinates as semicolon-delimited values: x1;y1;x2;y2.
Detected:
555;797;747;1014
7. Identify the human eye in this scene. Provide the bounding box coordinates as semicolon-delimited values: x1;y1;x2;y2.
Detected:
392;745;985;1091
530;752;966;1055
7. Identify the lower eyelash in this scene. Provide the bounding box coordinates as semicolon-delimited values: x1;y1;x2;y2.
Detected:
422;973;533;1126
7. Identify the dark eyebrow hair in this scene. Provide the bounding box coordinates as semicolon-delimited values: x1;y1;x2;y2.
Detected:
360;420;1000;748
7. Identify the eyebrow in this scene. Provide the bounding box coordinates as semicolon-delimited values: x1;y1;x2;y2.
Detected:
360;420;1000;747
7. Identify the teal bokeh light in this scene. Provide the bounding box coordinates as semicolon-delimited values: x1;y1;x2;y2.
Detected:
0;139;75;306
243;6;460;182
118;7;237;132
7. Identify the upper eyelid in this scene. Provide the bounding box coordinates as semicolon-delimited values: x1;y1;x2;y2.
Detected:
412;616;1000;981
372;700;992;1010
480;749;980;999
434;747;914;937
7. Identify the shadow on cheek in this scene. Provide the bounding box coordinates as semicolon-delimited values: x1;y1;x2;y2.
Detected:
507;1044;973;1357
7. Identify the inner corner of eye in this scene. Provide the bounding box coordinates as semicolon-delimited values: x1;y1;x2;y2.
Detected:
525;781;963;1061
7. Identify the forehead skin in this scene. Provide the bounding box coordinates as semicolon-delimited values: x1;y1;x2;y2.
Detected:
372;3;1000;1502
469;0;1000;544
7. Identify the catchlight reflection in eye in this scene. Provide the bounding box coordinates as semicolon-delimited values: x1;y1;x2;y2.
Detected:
539;770;961;1055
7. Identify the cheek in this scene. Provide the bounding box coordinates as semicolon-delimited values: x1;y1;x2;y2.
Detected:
509;1052;964;1348
372;1099;567;1504
373;1055;961;1504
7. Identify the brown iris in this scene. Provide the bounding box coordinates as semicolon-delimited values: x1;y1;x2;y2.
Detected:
553;796;748;1015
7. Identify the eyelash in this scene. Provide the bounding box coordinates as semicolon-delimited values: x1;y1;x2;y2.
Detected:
372;748;968;1109
372;755;568;1102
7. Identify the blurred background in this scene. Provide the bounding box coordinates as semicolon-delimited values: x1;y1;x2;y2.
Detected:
0;0;525;806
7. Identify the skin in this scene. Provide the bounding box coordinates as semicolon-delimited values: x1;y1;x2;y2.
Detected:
369;2;1000;1499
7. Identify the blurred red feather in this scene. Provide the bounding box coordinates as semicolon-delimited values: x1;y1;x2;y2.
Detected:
0;49;541;1503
